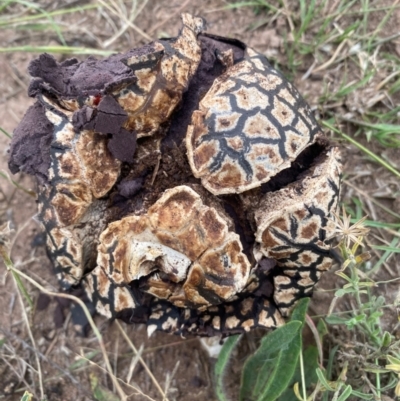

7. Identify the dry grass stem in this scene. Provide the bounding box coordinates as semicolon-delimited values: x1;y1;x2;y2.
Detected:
98;0;152;42
2;261;129;400
14;283;44;399
115;320;169;401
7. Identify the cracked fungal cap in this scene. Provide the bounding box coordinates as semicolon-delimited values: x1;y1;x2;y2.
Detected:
36;94;120;288
86;185;251;317
186;47;322;195
25;13;204;163
255;145;341;316
8;13;342;337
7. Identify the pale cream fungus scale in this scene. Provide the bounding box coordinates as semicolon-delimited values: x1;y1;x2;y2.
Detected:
8;14;341;336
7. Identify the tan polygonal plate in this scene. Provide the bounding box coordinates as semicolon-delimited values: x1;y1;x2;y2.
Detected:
186;47;323;195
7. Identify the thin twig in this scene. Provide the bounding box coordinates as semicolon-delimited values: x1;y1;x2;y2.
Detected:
306;314;324;368
148;0;191;36
375;69;400;91
126;344;144;384
343;180;400;219
0;328;85;391
103;0;150;48
312;39;349;74
1;263;128;401
74;349;156;401
115;320;169;401
14;286;44;399
98;0;152;42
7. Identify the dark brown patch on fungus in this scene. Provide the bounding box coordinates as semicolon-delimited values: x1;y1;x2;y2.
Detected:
27;47;148;99
8;101;53;184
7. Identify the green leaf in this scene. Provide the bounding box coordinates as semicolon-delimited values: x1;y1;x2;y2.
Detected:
240;321;302;401
68;350;101;370
258;332;301;400
335;272;352;283
289;298;310;323
277;346;319;401
363;366;390;374
316;368;335;391
90;373;120;401
335;288;356;297
387;354;400;365
215;334;241;401
337;384;352;401
240;300;309;401
20;392;33;401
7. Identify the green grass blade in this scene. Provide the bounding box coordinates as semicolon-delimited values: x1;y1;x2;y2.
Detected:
297;0;316;39
0;171;36;196
0;45;116;55
323;120;400;179
371;245;400;253
223;2;279;12
337;385;353;401
11;269;34;308
0;4;98;26
353;219;400;229
9;0;67;45
215;334;241;401
316;368;335;391
0;0;13;13
368;233;400;276
1;246;34;308
0;126;11;139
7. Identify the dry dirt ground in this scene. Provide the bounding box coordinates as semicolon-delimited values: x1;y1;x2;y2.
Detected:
0;1;399;400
